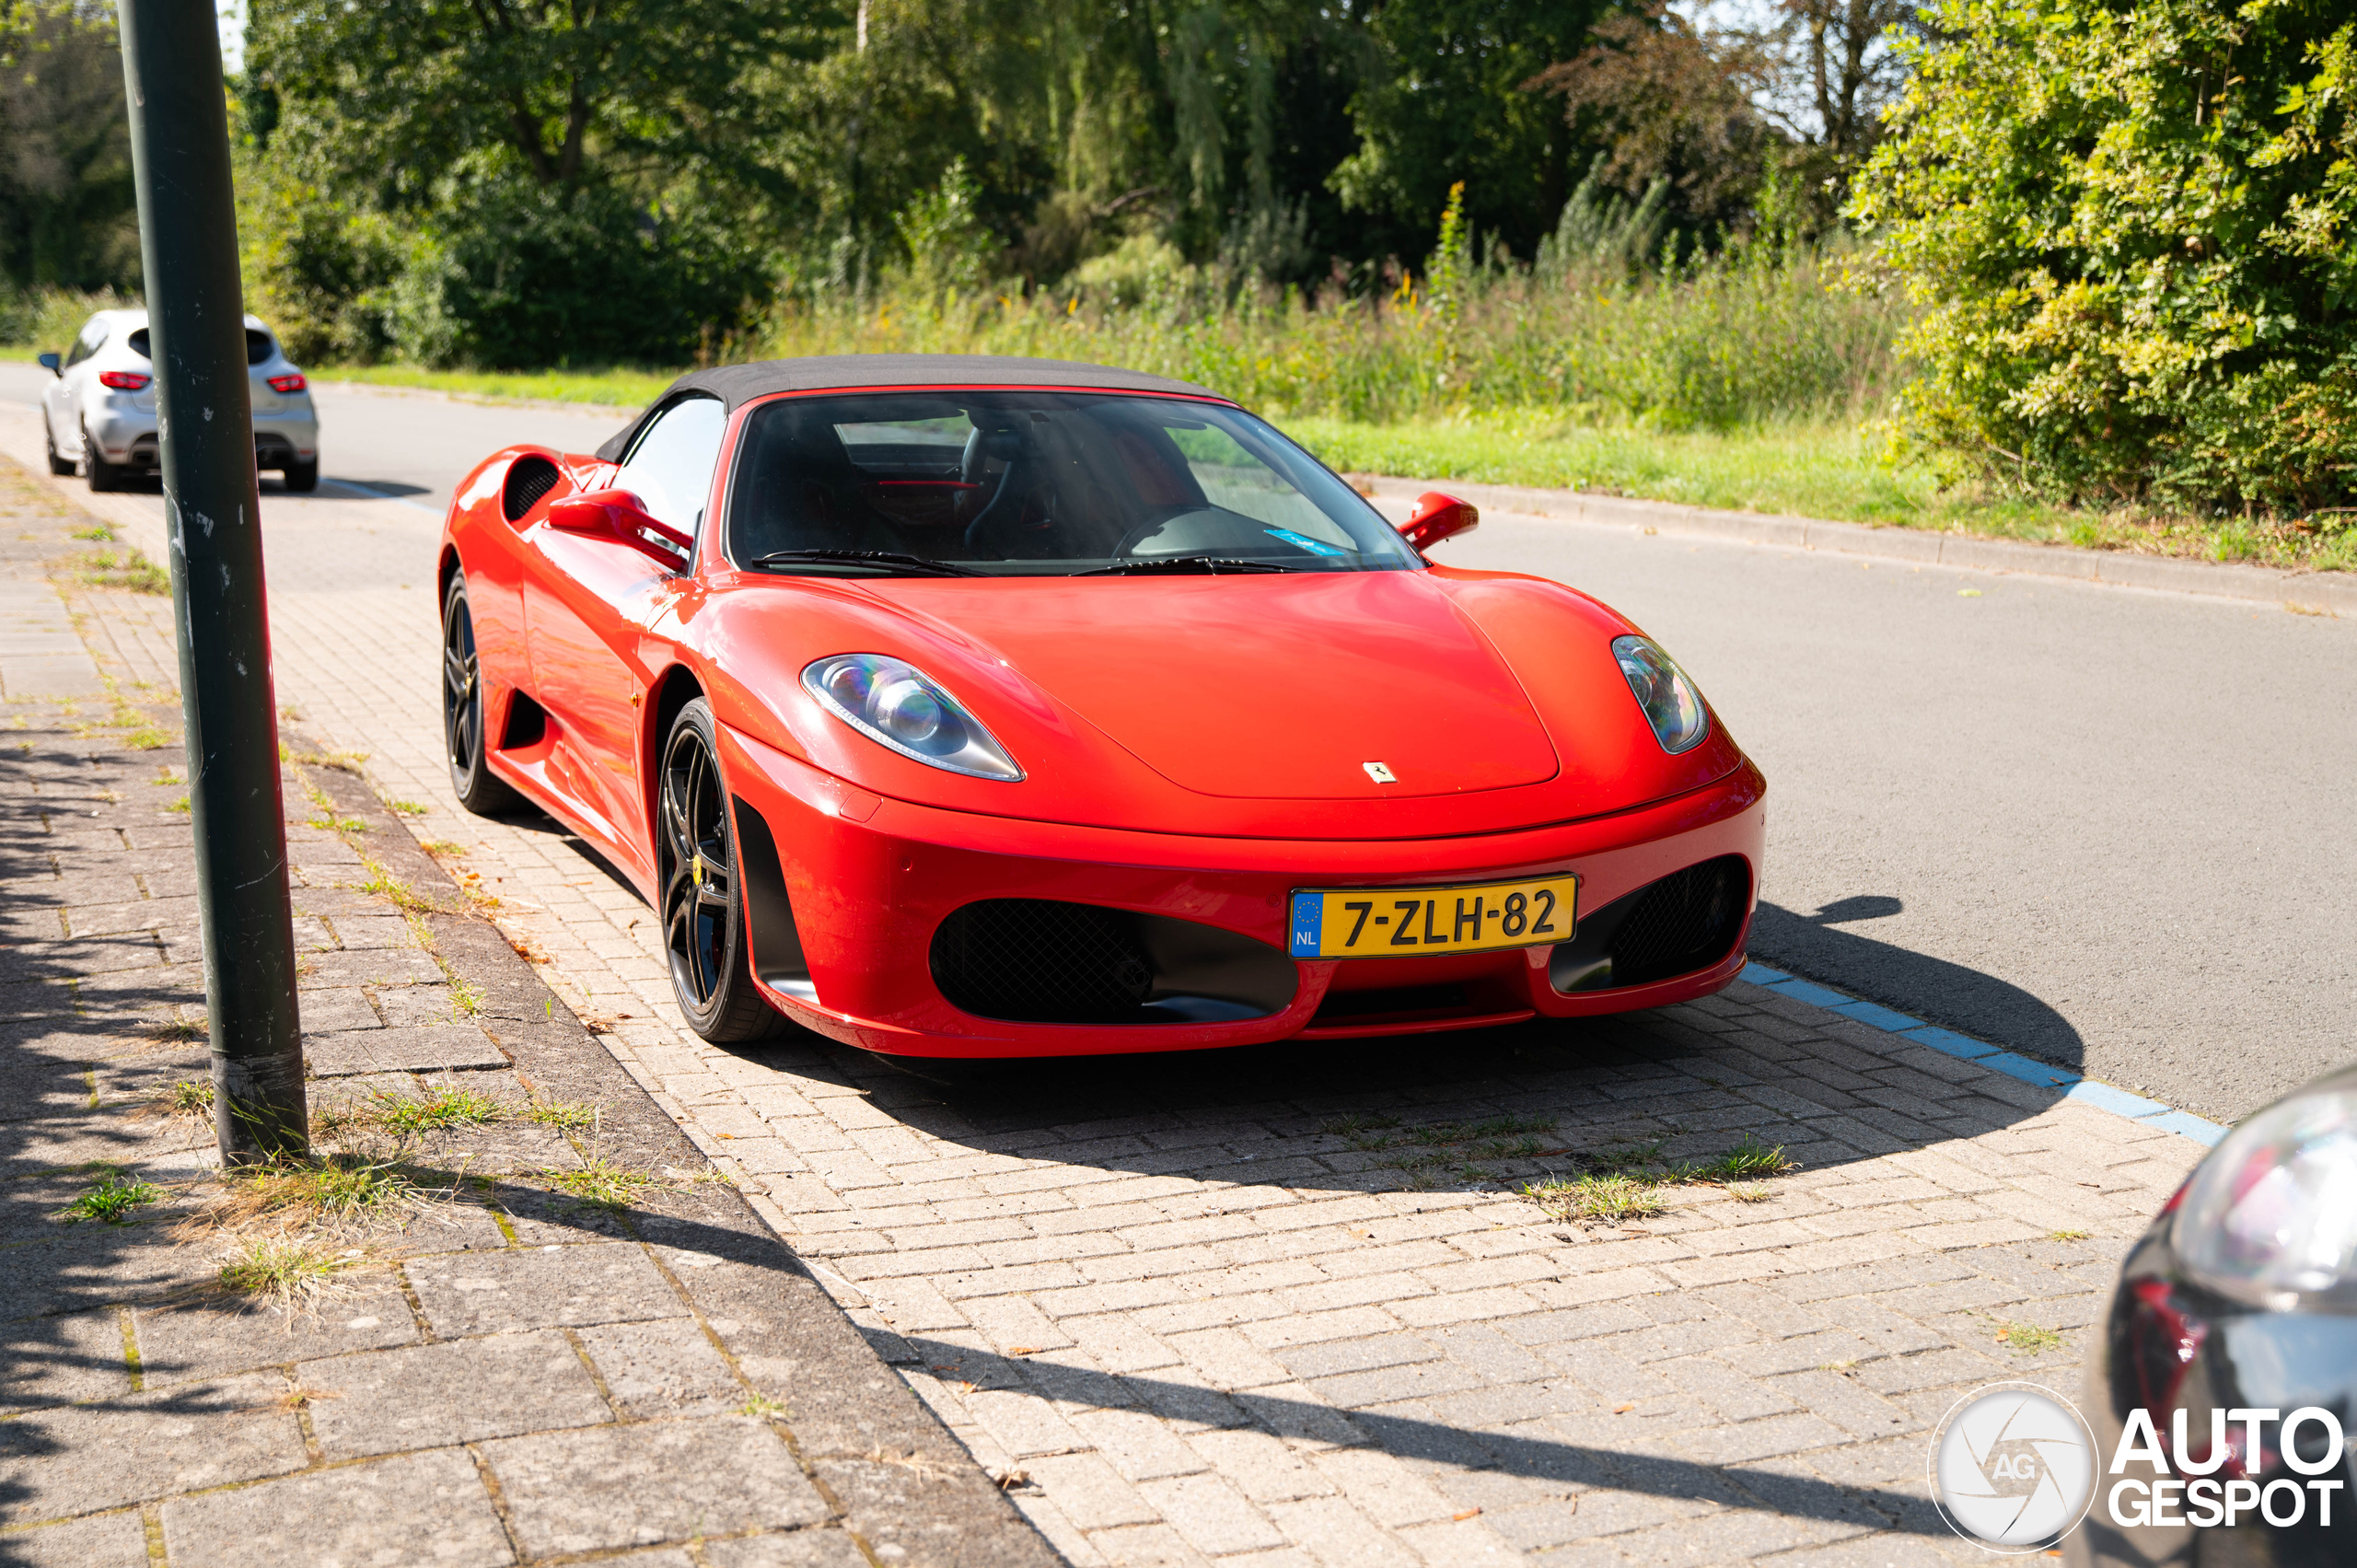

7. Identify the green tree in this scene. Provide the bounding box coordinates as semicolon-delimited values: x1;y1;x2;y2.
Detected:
0;1;137;290
1329;0;1609;262
241;0;833;365
1852;0;2357;515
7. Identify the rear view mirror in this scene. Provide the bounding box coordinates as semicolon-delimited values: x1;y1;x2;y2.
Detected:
1398;491;1479;552
544;489;692;568
38;352;61;376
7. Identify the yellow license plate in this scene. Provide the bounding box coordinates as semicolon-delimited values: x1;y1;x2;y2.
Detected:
1288;875;1577;958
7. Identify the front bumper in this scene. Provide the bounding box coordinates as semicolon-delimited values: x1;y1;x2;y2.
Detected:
718;724;1767;1058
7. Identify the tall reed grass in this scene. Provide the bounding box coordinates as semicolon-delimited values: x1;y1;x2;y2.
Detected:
753;243;1904;434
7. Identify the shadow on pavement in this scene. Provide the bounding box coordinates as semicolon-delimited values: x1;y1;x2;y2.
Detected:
1747;898;2086;1074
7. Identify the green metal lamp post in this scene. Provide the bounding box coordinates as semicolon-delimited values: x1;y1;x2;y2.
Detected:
115;0;308;1161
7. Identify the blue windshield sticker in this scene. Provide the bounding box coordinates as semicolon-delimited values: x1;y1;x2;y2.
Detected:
1263;527;1346;558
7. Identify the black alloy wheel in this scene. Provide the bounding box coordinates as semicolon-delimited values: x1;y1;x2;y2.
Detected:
658;698;784;1042
442;575;520;815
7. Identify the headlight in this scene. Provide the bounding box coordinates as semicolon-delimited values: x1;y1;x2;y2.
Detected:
2175;1088;2357;1307
1611;635;1710;754
801;654;1024;781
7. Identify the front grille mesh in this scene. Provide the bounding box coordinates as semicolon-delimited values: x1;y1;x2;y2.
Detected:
1607;855;1748;987
931;900;1155;1024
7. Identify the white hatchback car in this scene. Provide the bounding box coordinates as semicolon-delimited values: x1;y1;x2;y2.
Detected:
39;309;320;494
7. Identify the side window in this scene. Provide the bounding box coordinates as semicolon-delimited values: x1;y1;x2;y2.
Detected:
615;397;727;536
64;318;109;368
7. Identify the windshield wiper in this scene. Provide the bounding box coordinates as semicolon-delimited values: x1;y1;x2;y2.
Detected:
1078;555;1297;576
748;550;983;577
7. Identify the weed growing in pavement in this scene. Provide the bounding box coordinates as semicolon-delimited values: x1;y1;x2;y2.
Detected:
1674;1133;1796;1184
1319;1112;1401;1138
165;794;189;812
75;547;169;595
1993;1319;2065;1355
447;979;486;1018
739;1392;789;1418
539;1158;658;1211
279;743;368;772
1527;1172;1666;1225
419;840;467;857
527;1100;602;1132
122;725;172;750
71;522;114;541
389;799;428;816
1521;1133;1799;1226
189;1156;422;1232
368;1086;505;1138
354;855;435;914
216;1238;366;1309
2049;1228;2093;1242
140;1077;215;1122
145;1013;207;1042
58;1173;163;1225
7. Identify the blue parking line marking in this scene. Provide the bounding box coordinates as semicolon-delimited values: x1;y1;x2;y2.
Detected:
1760;978;1852;1008
1979;1051;2076;1087
1734;958;2230;1147
1894;1025;2000;1061
2140;1110;2228;1147
2064;1080;2171;1120
1826;999;1924;1033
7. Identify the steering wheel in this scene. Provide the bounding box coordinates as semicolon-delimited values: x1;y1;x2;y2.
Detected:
1110;504;1268;559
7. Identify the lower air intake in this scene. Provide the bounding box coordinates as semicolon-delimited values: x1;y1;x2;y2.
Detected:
1550;854;1751;993
930;900;1296;1026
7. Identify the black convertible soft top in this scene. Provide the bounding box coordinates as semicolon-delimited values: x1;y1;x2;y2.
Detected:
592;354;1226;463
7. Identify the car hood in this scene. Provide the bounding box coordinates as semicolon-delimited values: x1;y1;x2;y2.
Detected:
688;565;1748;840
923;572;1559;799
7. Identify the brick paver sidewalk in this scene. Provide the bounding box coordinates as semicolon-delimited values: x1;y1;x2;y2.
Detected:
0;438;2217;1566
0;471;1054;1566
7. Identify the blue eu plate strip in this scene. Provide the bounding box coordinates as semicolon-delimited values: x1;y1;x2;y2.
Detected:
1288;894;1323;958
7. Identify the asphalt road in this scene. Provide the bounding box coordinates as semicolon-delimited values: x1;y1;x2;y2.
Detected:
6;358;2351;1123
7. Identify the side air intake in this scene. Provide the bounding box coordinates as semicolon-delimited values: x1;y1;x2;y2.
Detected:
502;455;562;522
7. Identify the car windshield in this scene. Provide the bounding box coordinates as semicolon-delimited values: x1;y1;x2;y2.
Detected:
725;391;1421;575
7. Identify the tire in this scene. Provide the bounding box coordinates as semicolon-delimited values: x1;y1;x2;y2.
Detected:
441;575;523;816
282;459;319;494
44;419;73;476
83;425;123;493
657;698;784;1043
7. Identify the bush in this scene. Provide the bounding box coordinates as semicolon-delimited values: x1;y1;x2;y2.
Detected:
1852;2;2357;517
0;282;131;352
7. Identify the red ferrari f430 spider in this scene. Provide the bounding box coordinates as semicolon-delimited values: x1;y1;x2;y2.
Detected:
436;355;1765;1059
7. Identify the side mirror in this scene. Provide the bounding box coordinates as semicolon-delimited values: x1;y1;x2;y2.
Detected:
38;352;61;376
544;489;692;568
1398;491;1479;552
